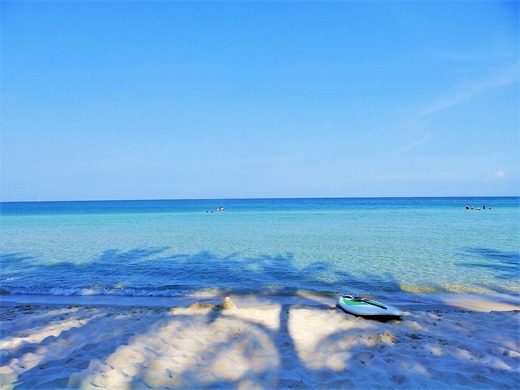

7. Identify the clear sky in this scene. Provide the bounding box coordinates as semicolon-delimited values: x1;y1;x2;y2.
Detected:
1;0;518;201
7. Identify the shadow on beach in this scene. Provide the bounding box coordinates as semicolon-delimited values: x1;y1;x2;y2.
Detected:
1;248;519;388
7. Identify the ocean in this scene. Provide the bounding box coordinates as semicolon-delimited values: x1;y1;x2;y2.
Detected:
1;197;518;301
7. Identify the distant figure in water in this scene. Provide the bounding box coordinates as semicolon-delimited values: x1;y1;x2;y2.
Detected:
483;205;486;210
465;204;469;210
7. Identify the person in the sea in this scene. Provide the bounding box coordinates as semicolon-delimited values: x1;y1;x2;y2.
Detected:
465;204;470;210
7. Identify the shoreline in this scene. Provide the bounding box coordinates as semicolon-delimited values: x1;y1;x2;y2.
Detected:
1;294;519;389
2;290;519;312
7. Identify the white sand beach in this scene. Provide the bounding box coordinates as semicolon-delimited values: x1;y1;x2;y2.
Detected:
1;296;519;389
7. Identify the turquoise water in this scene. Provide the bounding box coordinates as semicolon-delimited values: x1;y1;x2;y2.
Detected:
0;197;518;298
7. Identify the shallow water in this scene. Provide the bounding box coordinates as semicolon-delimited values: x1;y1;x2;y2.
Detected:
1;197;518;298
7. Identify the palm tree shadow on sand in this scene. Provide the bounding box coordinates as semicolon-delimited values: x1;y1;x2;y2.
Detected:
96;247;410;388
3;247;518;388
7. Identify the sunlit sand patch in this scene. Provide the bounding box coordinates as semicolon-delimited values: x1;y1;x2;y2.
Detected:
70;308;281;388
288;308;376;371
441;297;520;312
0;307;100;387
0;313;90;350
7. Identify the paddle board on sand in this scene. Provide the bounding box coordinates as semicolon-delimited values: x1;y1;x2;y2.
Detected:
337;295;402;318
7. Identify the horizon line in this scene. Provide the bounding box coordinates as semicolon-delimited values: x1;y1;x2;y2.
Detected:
1;195;519;204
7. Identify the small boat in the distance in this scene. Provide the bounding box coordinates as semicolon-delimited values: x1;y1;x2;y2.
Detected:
337;294;403;319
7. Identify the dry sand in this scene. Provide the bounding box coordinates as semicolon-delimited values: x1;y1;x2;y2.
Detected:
0;297;519;389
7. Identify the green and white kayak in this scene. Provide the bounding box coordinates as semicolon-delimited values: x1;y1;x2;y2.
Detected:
337;295;402;318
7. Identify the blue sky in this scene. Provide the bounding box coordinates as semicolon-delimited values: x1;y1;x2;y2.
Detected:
1;1;518;201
